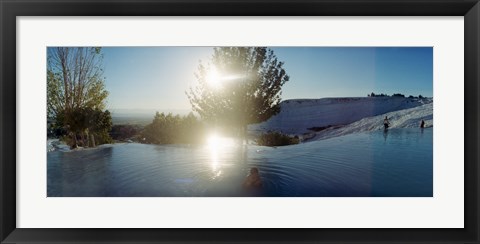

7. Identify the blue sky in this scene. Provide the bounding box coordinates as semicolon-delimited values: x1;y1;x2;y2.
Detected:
101;47;433;111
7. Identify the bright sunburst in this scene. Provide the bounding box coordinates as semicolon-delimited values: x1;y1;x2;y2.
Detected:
206;67;245;89
206;67;222;89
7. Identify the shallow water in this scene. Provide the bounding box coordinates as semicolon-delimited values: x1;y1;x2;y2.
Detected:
47;128;432;197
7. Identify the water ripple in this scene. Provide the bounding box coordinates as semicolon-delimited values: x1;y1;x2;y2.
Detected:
48;128;432;197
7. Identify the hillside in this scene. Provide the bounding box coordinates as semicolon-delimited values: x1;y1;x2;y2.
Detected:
304;103;433;141
248;97;433;141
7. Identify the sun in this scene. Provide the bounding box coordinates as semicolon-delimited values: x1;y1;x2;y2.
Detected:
205;66;245;89
206;67;222;89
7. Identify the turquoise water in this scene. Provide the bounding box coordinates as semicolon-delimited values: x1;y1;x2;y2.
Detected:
47;128;432;197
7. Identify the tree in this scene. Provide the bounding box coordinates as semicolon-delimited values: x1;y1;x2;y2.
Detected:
47;47;111;148
186;47;290;139
85;108;113;146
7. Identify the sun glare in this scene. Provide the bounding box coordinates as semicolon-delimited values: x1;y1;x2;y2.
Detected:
207;133;220;150
206;133;235;174
207;133;221;175
207;133;235;150
206;67;246;89
206;67;222;89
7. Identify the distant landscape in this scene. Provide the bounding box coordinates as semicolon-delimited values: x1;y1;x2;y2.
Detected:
105;95;433;144
110;109;190;125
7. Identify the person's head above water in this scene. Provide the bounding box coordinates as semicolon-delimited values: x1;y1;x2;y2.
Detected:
243;167;262;188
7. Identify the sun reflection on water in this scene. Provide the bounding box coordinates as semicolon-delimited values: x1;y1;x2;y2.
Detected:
206;133;236;178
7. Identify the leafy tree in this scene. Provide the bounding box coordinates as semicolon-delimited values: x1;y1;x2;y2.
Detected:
186;47;289;139
53;107;112;148
85;108;113;146
47;47;111;148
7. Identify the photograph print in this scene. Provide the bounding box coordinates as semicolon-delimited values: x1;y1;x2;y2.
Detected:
47;47;433;197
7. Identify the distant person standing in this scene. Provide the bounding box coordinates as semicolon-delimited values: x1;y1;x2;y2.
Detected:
383;116;390;130
420;119;425;128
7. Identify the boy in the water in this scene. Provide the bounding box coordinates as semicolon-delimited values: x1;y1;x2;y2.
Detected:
243;167;262;188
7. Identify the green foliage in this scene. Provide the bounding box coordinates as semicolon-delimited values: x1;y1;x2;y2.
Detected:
88;109;113;145
186;47;289;136
141;112;205;145
94;130;113;145
47;47;108;116
256;131;299;147
47;47;111;148
55;107;112;148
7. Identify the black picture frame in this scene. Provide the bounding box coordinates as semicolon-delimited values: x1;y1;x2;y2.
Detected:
1;0;478;243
